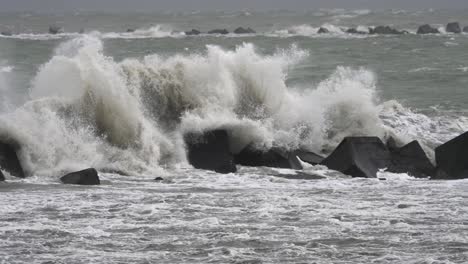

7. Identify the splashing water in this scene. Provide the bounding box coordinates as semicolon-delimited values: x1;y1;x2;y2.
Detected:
0;35;464;177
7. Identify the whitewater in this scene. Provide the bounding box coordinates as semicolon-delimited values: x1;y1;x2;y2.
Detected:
1;9;468;263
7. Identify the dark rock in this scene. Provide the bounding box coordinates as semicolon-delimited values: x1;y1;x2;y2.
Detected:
185;29;201;35
369;26;404;35
49;26;63;34
0;170;4;181
0;142;25;178
386;137;399;152
346;28;366;34
433;131;468;179
295;150;324;165
417;24;439;34
233;27;256;34
1;30;12;36
185;130;237;174
464;26;468;33
389;140;435;178
154;177;164;181
60;168;100;185
235;146;303;170
397;204;412;209
126;28;135;33
317;27;329;34
446;22;461;34
321;137;391;178
207;29;229;35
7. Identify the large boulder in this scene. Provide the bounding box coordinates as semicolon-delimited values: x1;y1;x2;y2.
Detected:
317;27;329;34
0;170;4;181
60;168;100;185
185;130;237;174
417;24;439;34
0;142;25;178
235;146;303;170
433;131;468;179
346;28;366;34
446;22;461;34
321;137;391;178
233;27;256;34
49;26;63;34
295;150;324;165
207;29;229;35
369;26;404;35
389;140;435;178
185;29;201;35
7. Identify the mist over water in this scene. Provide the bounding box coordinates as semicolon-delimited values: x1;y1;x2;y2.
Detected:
1;9;468;264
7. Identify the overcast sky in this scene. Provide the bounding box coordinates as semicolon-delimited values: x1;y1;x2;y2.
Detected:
1;0;467;12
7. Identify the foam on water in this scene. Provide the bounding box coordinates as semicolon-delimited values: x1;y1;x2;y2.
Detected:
1;166;467;263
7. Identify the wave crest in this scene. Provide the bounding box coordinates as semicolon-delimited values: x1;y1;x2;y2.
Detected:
0;36;398;176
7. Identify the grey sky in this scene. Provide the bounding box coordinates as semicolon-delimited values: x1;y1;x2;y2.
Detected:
1;0;468;12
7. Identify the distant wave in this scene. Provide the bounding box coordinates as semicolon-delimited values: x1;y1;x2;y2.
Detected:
0;66;13;73
99;25;184;39
269;24;370;38
408;67;439;73
1;22;467;40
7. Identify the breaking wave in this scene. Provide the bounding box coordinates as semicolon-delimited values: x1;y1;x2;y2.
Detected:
0;35;465;177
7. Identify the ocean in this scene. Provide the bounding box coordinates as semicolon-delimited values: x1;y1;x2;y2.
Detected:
0;9;467;263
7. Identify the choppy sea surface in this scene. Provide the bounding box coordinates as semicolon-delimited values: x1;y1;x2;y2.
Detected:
0;9;468;263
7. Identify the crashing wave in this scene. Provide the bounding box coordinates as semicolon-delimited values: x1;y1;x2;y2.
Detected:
0;35;464;177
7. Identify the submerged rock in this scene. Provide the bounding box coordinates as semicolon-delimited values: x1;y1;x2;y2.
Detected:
317;27;329;34
233;27;256;34
1;30;12;36
0;141;25;178
185;130;237;174
235;146;303;170
446;22;461;34
60;168;100;185
0;170;4;181
185;29;201;35
154;177;164;181
295;150;324;165
417;24;439;34
369;26;404;35
126;28;136;33
321;137;391;178
49;26;63;34
389;140;435;178
207;29;229;35
433;131;468;179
